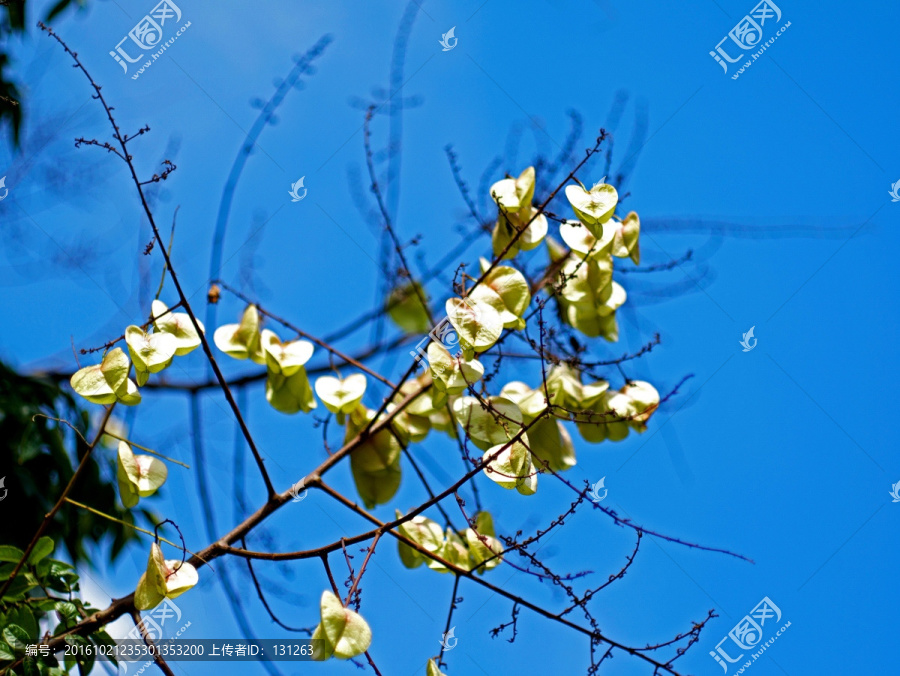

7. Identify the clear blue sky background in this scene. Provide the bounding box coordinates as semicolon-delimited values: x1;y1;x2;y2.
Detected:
1;0;898;675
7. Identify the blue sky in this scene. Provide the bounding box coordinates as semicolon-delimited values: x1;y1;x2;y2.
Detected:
1;0;898;674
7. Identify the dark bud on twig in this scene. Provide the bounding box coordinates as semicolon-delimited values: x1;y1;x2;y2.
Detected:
207;284;221;305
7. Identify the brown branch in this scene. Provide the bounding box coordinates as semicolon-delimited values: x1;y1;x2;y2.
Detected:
560;531;642;619
444;144;484;225
363;105;435;326
241;538;312;633
21;27;729;676
437;574;461;666
618;249;693;274
38;22;277;499
344;531;381;609
468;131;608;298
129;610;176;676
316;481;686;676
212;279;396;388
78;301;184;355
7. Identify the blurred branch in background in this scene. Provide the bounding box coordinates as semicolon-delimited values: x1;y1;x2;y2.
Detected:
0;0;86;147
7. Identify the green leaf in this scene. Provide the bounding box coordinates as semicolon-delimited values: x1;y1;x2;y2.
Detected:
452;396;523;451
117;441;167;507
134;543;198;610
134;544;167;610
314;374;367;416
482;439;537;495
116;444;140;509
47;559;74;575
100;348;130;398
611;211;640;264
490;166;535;216
427;658;447;676
1;574;37;601
35;598;60;612
347;408;402;508
27;537;55;565
214;304;264;363
261;330;314;376
69;365;116;405
596;282;626;318
0;642;15;661
445;297;503;354
90;630;119;667
565;180;618;232
151;300;204;355
3;624;30;653
491;210;548;259
125;325;177;375
349;440;402;509
5;607;37;639
466;511;503;573
44;561;78;593
545;364;609;410
623;380;660;430
265;369;317;414
498;381;546;423
22;656;39;676
311;591;372;661
0;545;25;563
387;282;431;334
69;348;142;406
559;218;615;257
65;635;93;675
438;529;471;572
164;560;198;599
528;418;577;472
55;601;79;629
396;512;445;569
479;264;531;327
427;343;484;396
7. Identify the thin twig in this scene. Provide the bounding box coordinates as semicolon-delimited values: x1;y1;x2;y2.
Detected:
129;611;176;676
